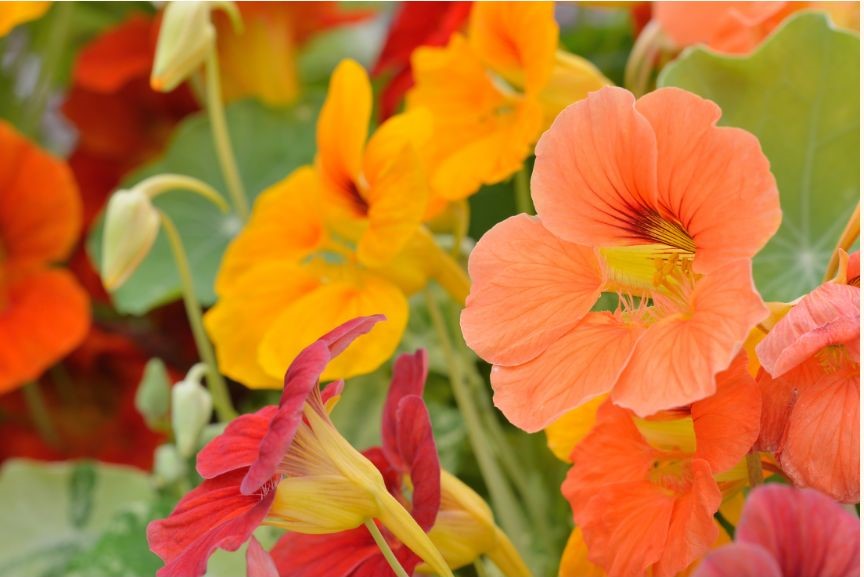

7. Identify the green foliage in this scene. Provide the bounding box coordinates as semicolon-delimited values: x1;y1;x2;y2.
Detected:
87;97;321;315
559;5;635;87
659;13;860;301
0;459;154;577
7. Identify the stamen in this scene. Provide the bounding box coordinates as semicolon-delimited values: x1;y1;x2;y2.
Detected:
635;211;696;253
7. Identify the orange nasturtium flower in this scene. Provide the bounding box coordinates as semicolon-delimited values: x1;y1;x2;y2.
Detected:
407;1;608;211
0;122;90;393
205;59;468;388
559;356;761;577
213;2;370;107
461;86;781;431
754;268;860;503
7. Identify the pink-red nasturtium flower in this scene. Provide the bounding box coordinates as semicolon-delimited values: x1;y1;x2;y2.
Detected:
561;355;762;577
754;264;860;503
461;85;781;431
268;349;529;577
147;316;451;577
692;484;860;577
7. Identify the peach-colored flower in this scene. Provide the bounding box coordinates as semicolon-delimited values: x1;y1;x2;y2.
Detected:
461;86;780;430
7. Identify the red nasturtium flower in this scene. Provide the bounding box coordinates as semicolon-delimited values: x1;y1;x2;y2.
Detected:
461;86;781;431
148;316;451;577
693;484;860;577
269;350;528;577
755;267;860;503
561;356;761;576
0;121;90;394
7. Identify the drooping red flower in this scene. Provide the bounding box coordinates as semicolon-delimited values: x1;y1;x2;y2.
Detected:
693;484;860;577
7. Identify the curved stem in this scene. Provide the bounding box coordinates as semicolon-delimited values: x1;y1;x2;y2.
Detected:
159;211;236;421
625;20;663;98
138;174;229;212
514;165;533;215
363;519;410;577
424;287;527;553
205;47;249;222
823;203;860;281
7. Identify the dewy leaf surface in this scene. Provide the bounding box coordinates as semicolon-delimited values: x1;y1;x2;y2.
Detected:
659;13;859;302
87;98;320;315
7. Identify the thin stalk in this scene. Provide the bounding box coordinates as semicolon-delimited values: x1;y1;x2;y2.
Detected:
514;165;533;215
204;48;249;222
22;1;74;138
159;212;236;421
363;519;410;577
424;288;527;553
23;381;59;448
624;20;663;97
823;203;860;281
746;451;764;487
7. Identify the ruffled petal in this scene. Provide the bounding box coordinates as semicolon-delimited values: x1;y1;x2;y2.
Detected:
381;350;428;465
246;537;279;577
394;395;441;530
736;484;860;577
532;86;659;249
461;215;604;366
196;406;277;479
72;14;154;93
269;528;377;577
492;312;641;432
692;542;782;577
635;87;780;274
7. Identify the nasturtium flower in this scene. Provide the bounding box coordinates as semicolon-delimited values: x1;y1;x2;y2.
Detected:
206;59;467;388
693;485;860;577
0;122;90;393
755;272;860;503
561;356;761;577
148;316;452;577
654;2;859;55
269;349;528;577
462;86;780;430
407;1;608;208
214;2;371;107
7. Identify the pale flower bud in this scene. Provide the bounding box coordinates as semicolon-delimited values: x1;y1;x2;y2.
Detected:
171;364;213;457
153;443;188;487
135;358;171;428
100;188;159;291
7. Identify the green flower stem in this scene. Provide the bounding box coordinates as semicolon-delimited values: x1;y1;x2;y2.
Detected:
22;381;59;448
514;165;533;215
424;287;527;554
363;519;410;577
204;48;249;222
624;19;662;97
746;451;764;487
158;212;236;421
22;1;73;139
823;203;860;282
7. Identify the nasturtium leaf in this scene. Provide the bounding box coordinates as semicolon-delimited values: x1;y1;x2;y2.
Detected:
659;13;859;302
87;97;320;315
0;459;154;577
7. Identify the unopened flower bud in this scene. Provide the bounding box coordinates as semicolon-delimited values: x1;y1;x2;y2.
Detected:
153;443;187;487
171;364;213;457
135;358;171;428
100;188;159;291
151;1;241;92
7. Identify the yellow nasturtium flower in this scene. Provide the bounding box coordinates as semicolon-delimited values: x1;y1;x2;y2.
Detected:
205;59;468;389
407;2;609;211
0;2;50;37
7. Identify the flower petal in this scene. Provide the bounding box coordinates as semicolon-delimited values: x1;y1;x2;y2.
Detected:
0;269;90;393
736;484;860;577
692;542;782;577
557;527;606;577
461;215;604;367
269;529;377;577
72;14;154;93
692;354;761;473
544;395;607;463
532;86;659;249
147;470;275;577
382;350;428;465
492;312;641;432
634;87;780;274
258;273;407;382
196;406;277;479
756;282;860;378
613;260;767;417
246;537;279;577
395;395;441;530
